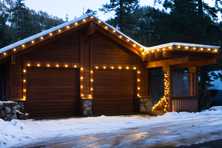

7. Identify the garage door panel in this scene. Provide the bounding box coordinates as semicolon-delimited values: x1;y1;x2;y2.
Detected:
94;70;137;115
26;67;80;118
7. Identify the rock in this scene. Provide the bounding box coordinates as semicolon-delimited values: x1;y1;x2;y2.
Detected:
82;99;93;116
140;98;153;114
0;104;3;110
0;110;6;117
0;101;26;121
4;106;11;114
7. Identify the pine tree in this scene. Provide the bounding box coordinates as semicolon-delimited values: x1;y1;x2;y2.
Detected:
0;0;13;47
10;0;32;40
8;0;63;42
157;0;222;20
101;0;139;32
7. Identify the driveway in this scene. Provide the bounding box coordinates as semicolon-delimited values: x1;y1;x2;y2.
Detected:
23;123;222;148
2;106;222;148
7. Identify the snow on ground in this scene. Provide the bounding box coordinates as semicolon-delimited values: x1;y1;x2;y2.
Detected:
1;107;222;148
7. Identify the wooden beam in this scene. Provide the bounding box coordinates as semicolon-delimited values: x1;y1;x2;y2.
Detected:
147;57;189;68
146;57;217;68
176;58;217;68
87;22;96;36
188;67;198;97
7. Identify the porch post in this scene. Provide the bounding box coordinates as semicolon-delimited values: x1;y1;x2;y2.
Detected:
163;66;172;112
188;67;198;96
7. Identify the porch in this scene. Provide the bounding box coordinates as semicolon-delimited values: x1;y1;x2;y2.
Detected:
144;43;219;114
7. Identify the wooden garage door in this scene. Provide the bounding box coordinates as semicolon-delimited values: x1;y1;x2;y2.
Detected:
94;70;138;115
26;67;80;118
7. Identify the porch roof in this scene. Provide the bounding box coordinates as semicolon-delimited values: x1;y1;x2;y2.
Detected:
145;42;220;54
144;42;220;67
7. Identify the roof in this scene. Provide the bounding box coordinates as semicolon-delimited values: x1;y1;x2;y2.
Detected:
145;42;220;55
0;14;220;60
0;15;90;53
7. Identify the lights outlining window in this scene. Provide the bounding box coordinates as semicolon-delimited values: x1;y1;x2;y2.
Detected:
26;63;31;67
23;69;27;73
55;64;60;68
92;65;142;99
118;66;122;70
46;64;51;67
64;64;69;68
21;62;80;101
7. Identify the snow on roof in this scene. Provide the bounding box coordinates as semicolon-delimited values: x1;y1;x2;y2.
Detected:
101;20;146;49
145;42;220;51
0;14;145;56
0;14;220;57
0;14;91;53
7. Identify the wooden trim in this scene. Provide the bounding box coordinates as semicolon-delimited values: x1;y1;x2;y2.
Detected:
147;57;189;68
147;57;217;68
176;58;217;67
188;67;198;97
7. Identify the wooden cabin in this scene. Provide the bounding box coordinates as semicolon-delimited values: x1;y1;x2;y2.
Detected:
0;15;220;118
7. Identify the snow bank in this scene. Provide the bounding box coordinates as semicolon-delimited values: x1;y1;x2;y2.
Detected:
0;106;222;148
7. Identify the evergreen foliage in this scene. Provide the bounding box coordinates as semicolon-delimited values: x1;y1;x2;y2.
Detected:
101;0;139;33
0;0;63;48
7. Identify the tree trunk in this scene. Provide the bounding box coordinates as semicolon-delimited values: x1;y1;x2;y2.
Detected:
197;0;203;17
119;0;124;31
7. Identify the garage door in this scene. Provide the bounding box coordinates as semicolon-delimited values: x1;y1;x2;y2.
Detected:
25;67;80;118
93;70;138;115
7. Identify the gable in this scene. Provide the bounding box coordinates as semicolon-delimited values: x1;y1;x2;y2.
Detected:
0;15;145;61
91;31;142;65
